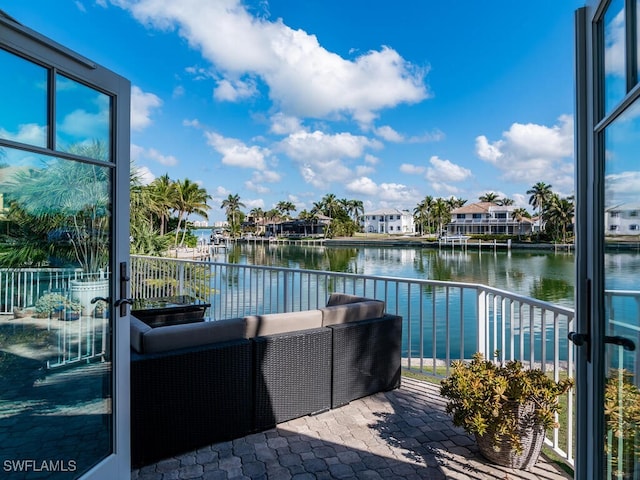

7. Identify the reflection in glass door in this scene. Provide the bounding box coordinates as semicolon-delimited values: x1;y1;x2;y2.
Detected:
602;103;640;479
1;16;130;478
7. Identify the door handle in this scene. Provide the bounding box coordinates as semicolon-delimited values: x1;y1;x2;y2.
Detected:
568;331;588;346
114;298;133;307
568;332;635;351
604;335;636;351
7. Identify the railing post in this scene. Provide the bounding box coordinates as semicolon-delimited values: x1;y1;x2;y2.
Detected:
283;272;290;312
477;288;487;359
178;263;185;296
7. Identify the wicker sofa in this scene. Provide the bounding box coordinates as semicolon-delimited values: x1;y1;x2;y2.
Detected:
130;294;402;467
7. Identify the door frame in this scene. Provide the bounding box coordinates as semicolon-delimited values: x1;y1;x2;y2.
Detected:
0;14;131;479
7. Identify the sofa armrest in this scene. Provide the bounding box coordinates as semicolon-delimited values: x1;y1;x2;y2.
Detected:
253;327;331;429
131;338;253;467
328;314;402;408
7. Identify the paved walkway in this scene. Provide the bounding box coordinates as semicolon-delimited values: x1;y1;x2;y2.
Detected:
131;377;572;480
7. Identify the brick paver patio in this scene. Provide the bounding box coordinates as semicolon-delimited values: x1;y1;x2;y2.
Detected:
131;376;572;480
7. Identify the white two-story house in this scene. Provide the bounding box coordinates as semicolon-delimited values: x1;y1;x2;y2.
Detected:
605;203;640;235
362;208;415;235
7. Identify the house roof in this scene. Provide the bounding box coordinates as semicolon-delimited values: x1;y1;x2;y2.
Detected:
450;202;495;214
364;208;411;216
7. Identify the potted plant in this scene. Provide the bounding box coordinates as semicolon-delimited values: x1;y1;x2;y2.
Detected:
605;369;640;478
440;352;573;470
34;293;82;320
0;141;110;315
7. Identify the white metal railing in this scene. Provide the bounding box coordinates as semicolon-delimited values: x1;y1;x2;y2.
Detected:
130;254;577;464
0;268;102;314
0;268;109;369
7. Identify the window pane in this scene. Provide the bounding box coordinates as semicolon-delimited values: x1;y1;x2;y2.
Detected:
604;0;626;114
603;98;640;478
0;147;113;475
55;74;111;161
0;48;47;148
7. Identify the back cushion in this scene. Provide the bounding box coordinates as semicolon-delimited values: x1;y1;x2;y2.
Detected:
326;293;372;306
320;300;385;326
130;315;152;353
142;317;245;354
244;310;323;338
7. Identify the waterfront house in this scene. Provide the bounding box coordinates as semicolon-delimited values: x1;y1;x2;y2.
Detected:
446;201;534;236
604;203;640;236
361;208;415;235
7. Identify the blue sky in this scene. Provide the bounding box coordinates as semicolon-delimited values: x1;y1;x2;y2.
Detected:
5;1;584;222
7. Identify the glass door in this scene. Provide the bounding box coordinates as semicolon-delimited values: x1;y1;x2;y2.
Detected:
0;15;130;479
575;1;640;478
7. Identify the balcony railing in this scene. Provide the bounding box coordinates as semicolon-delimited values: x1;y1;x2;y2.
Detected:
130;254;577;465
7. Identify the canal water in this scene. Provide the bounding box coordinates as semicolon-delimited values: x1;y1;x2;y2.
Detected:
196;238;640;361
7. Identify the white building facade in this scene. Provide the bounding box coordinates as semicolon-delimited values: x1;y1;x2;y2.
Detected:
362;208;415;235
446;202;533;236
605;204;640;235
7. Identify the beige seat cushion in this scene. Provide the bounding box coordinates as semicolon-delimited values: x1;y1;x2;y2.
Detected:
243;310;323;338
141;317;245;354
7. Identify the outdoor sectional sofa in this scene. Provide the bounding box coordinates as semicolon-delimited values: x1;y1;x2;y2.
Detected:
130;293;402;467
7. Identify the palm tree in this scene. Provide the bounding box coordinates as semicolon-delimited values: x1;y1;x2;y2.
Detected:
149;174;175;236
413;201;428;236
527;182;553;235
174;179;211;246
544;195;574;244
221;193;245;238
262;208;279;237
498;197;515;206
249;207;265;234
479;192;500;203
510;207;531;239
432;197;451;236
276;201;296;235
346;199;364;224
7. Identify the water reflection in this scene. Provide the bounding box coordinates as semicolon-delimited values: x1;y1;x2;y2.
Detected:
212;244;581;307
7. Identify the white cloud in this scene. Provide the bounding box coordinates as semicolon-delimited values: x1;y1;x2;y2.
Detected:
400;163;426;175
374;125;445;144
606;171;640;206
278;130;380;187
269;113;303;135
134;165;155;184
0;123;46;147
475;115;574;191
146;148;178;166
356;165;375;176
426;156;472;183
605;9;625;77
130;143;178;166
244;180;270;193
346;176;416;202
213;78;258;101
374;125;404;142
205;131;269;170
131;85;162;131
245;169;281;192
243;198;265;210
113;0;429;123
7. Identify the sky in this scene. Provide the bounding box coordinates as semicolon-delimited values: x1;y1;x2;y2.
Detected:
4;0;585;223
